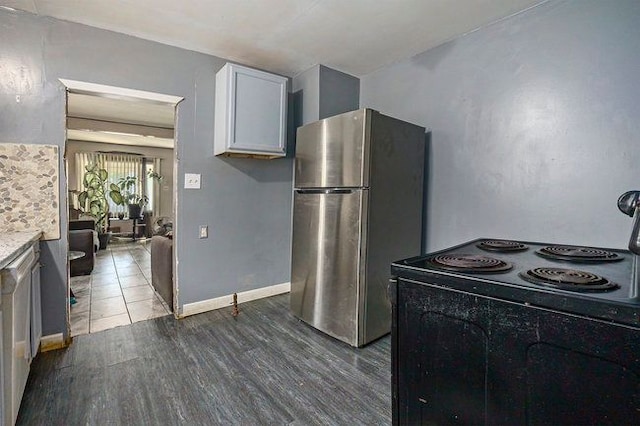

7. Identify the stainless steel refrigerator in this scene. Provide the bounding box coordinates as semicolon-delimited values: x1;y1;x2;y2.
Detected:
291;108;425;347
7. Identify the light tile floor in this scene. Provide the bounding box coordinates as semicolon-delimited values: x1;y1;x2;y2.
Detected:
70;238;170;336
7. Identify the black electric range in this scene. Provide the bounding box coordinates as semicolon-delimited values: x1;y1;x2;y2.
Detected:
390;238;640;425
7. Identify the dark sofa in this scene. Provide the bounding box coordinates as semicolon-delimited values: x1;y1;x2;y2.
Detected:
69;219;96;276
151;234;173;311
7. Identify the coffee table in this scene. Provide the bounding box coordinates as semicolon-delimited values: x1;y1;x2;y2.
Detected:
69;250;85;261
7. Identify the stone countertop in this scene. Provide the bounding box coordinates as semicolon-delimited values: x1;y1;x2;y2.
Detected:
0;231;42;270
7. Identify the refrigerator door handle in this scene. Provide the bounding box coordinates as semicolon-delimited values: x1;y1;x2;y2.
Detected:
295;188;356;195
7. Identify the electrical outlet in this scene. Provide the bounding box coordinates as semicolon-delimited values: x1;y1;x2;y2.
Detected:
185;173;201;189
199;225;208;239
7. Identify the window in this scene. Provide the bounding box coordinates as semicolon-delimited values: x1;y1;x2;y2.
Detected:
75;152;160;217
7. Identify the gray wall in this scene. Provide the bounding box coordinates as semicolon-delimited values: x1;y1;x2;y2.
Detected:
361;0;640;251
318;65;360;121
292;65;360;127
0;10;293;336
292;66;320;128
66;141;174;218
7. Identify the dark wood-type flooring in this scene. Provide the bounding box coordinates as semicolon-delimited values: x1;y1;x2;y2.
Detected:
18;294;391;425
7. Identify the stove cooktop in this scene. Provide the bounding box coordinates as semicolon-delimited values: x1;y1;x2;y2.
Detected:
391;238;639;326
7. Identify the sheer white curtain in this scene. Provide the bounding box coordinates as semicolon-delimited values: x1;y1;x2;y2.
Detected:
142;158;162;214
73;152;106;212
74;152;143;215
104;153;144;215
74;152;101;191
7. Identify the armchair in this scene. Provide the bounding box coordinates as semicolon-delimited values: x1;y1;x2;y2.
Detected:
151;234;173;311
69;219;97;276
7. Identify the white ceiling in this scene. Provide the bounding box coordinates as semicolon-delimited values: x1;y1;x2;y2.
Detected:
3;0;544;77
67;93;175;128
66;128;174;149
66;93;175;149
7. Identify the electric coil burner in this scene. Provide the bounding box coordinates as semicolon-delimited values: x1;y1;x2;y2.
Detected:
425;254;512;273
391;238;640;425
477;239;528;252
536;245;622;262
519;267;619;292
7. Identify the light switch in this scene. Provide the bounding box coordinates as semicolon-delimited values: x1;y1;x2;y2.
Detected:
199;225;208;239
185;173;201;189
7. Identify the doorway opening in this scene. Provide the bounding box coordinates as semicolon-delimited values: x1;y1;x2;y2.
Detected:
61;79;182;336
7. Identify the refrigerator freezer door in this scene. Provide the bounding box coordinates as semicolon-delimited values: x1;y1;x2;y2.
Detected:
290;188;368;346
294;108;370;189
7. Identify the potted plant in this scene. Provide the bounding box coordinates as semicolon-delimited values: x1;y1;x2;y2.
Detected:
76;162;112;249
109;175;148;219
147;168;163;182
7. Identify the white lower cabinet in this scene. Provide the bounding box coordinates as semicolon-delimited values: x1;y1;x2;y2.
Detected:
1;242;40;425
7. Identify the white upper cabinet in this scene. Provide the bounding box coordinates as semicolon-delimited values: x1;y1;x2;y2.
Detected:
214;63;288;158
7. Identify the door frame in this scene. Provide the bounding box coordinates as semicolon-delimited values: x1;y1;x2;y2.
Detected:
60;78;183;338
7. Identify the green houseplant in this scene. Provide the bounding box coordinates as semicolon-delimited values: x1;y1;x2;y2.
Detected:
76;162;112;249
109;175;148;219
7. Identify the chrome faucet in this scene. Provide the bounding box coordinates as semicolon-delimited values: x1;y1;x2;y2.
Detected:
618;191;640;255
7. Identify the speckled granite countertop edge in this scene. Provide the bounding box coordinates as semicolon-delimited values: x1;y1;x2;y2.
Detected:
0;231;42;270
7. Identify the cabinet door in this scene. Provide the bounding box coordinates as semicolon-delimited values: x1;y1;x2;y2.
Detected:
11;268;31;424
30;263;41;358
215;63;287;157
0;310;4;424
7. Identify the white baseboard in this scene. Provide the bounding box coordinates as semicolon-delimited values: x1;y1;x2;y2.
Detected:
40;333;66;352
179;282;290;318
